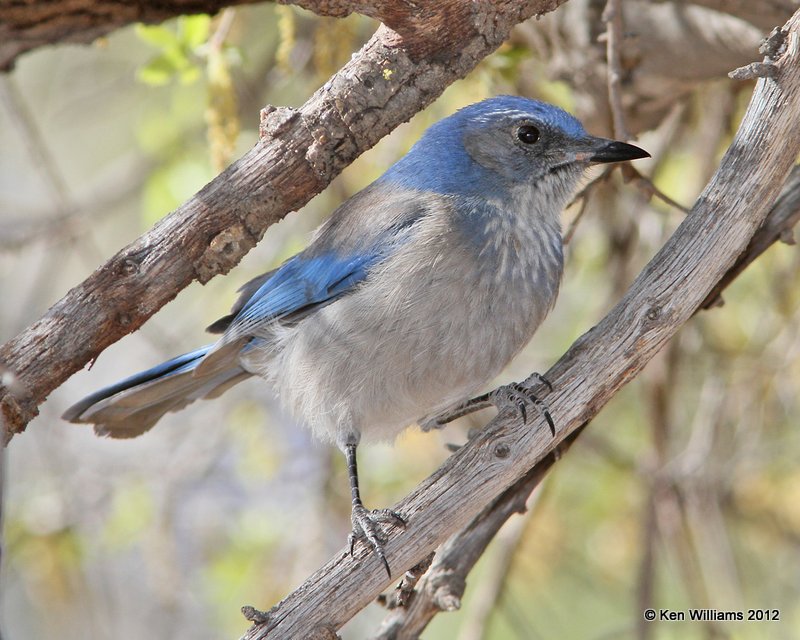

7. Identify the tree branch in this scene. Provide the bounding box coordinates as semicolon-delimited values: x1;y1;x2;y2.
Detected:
370;426;585;640
239;10;800;638
650;0;800;32
0;0;568;71
701;163;800;309
0;0;256;72
0;0;568;439
369;158;800;639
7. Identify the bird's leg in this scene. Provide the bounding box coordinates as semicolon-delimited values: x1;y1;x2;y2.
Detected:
344;443;406;578
425;372;555;436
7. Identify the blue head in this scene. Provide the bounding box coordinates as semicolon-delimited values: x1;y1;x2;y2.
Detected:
381;96;648;202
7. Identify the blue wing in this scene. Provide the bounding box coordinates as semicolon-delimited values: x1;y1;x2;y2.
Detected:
65;182;434;433
221;251;378;341
199;181;433;370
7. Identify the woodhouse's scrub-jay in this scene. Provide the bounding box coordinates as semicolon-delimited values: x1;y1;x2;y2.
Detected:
65;96;649;575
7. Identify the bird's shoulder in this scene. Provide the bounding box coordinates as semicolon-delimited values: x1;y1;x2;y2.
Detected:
309;179;455;254
206;181;455;335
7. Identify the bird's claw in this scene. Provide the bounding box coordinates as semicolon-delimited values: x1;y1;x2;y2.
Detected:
348;504;406;578
526;371;553;393
490;378;555;436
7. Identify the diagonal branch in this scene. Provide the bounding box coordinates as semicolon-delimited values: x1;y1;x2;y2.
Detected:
370;161;800;638
701;163;800;309
0;0;568;439
239;11;800;638
371;426;585;640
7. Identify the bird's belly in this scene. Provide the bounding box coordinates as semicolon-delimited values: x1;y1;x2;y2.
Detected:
243;252;555;446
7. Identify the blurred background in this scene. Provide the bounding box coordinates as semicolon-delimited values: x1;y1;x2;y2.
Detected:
1;2;799;638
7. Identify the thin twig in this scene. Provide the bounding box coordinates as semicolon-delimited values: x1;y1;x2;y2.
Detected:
602;0;631;141
209;7;237;51
0;76;72;209
455;490;540;640
563;168;614;244
635;340;678;640
621;165;691;214
377;552;435;610
563;195;592;246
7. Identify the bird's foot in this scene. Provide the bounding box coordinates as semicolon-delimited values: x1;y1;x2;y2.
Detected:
348;504;406;578
424;372;555;435
489;373;555;436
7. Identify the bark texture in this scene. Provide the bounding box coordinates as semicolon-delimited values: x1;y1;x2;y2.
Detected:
0;0;566;70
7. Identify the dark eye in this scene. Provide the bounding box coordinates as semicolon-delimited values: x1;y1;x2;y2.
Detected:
517;125;540;145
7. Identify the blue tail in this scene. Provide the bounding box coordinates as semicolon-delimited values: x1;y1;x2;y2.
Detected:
62;345;251;438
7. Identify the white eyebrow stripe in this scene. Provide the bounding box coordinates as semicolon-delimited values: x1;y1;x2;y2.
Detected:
473;109;531;122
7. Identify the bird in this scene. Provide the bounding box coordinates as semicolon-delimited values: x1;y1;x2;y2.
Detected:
63;96;649;576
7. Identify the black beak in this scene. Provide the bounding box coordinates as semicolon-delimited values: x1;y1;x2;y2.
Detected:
589;139;650;163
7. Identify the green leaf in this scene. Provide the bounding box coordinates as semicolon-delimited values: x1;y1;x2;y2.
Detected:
134;23;179;48
137;54;178;86
178;65;202;85
180;14;212;49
